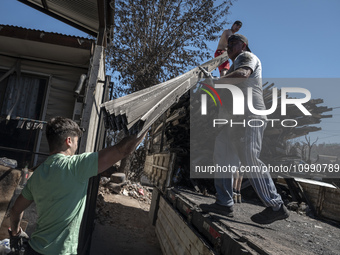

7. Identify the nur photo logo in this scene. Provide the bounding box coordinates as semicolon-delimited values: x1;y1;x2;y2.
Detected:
200;83;222;115
199;81;312;128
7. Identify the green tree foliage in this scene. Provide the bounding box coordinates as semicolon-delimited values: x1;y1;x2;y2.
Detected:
107;0;234;96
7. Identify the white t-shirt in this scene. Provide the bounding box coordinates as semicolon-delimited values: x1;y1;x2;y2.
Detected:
227;51;267;120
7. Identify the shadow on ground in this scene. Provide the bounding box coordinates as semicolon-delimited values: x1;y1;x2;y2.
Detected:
90;194;162;255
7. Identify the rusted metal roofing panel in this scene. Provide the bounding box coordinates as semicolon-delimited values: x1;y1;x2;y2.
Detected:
100;53;228;137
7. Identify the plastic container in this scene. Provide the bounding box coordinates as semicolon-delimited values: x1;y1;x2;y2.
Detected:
0;239;10;255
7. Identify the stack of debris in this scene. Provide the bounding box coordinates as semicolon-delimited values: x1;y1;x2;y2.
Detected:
145;89;216;193
261;82;332;164
147;92;190;156
99;173;152;204
121;181;153;204
96;176;154;224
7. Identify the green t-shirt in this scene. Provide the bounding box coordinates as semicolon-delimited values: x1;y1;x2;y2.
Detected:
22;152;98;255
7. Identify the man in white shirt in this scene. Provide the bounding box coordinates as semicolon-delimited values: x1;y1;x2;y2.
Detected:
202;34;289;224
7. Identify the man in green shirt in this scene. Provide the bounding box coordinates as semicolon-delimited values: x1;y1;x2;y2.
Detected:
9;116;145;254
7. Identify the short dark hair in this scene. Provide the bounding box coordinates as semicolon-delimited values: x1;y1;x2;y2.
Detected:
46;116;83;152
233;20;242;27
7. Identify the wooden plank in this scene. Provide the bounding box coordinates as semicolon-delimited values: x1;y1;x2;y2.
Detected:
316;186;326;216
143;155;154;176
144;153;172;191
155;220;176;255
159;197;215;255
323;188;340;201
298;182;340;222
322;201;340;212
157;206;188;255
300;186;318;206
165;153;177;189
299;183;320;191
149;188;160;225
302;188;320;197
159;196;214;255
299;183;320;200
321;190;340;215
78;44;105;153
157;206;192;255
320;210;340;222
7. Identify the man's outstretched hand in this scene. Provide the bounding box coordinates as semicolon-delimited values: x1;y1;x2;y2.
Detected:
8;227;29;254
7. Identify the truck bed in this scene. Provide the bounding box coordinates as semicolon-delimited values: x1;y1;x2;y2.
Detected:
153;187;340;255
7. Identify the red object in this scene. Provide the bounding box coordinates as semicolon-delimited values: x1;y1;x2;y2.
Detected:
138;188;144;196
214;49;230;72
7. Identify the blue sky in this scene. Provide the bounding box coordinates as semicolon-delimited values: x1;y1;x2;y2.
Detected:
1;0;340;144
224;0;340;144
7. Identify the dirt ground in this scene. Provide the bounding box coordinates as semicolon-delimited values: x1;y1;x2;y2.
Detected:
90;185;162;255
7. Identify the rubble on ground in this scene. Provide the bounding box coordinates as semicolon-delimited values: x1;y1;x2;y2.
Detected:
98;175;153;204
96;176;154;225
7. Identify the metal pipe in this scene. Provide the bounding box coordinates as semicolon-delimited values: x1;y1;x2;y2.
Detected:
74;74;87;97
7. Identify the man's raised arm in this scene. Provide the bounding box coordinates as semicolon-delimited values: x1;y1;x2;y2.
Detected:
98;132;146;174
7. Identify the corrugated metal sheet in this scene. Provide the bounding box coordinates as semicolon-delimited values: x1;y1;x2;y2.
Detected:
18;0;112;36
0;24;93;49
0;25;93;68
100;53;228;137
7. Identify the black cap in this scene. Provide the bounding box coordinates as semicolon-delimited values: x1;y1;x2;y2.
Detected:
228;34;251;52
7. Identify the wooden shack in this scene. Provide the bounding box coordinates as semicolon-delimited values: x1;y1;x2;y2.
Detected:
0;1;115;253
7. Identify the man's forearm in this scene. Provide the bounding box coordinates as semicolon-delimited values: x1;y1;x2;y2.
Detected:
98;132;146;173
220;68;251;85
10;194;33;235
117;132;146;156
10;210;23;236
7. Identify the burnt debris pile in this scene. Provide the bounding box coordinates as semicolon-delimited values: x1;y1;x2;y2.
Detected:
261;82;332;164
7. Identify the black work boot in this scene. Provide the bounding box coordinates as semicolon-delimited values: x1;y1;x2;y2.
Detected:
200;202;234;217
251;204;289;224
